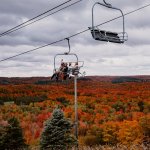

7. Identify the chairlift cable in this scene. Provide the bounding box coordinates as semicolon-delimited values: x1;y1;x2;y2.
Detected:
0;3;150;63
0;0;72;36
0;0;83;37
0;39;64;62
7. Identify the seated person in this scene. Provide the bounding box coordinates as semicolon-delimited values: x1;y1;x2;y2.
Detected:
72;62;79;75
62;63;68;80
51;69;59;80
51;59;65;81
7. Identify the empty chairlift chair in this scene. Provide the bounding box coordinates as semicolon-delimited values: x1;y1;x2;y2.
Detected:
89;0;128;43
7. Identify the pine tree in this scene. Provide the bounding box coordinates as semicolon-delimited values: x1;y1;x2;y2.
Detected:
0;117;27;150
40;108;77;150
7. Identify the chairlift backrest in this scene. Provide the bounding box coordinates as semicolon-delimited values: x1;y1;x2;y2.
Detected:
54;53;79;73
90;0;128;43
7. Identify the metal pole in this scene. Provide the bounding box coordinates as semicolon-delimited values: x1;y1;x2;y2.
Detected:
74;75;78;149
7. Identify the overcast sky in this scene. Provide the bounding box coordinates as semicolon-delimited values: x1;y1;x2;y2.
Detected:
0;0;150;77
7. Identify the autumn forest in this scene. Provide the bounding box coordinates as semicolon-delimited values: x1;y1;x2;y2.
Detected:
0;76;150;149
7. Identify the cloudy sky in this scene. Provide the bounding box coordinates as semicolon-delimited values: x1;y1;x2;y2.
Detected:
0;0;150;77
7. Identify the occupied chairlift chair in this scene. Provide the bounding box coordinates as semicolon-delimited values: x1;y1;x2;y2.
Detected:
89;0;128;43
53;38;84;79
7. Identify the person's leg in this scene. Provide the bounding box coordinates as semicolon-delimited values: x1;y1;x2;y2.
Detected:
51;73;56;80
63;73;68;80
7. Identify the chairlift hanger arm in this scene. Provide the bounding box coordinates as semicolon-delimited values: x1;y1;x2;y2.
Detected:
92;0;125;40
103;0;111;7
65;38;71;54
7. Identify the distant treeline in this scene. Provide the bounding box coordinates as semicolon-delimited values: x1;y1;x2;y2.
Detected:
0;76;150;85
112;76;150;83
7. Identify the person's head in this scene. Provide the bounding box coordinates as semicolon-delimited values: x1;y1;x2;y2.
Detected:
61;62;64;66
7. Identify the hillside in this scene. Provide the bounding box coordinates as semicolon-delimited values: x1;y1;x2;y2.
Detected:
0;75;150;148
0;75;150;85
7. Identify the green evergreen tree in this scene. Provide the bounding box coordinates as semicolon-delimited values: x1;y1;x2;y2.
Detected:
0;117;27;150
40;108;77;150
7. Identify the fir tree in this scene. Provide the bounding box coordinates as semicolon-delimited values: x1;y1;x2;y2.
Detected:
40;108;77;150
0;117;27;150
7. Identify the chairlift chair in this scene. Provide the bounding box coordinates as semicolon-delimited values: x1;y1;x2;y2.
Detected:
89;0;128;43
53;39;84;79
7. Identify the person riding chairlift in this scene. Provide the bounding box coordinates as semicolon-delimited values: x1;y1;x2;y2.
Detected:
59;59;65;72
62;63;68;80
68;62;72;79
51;59;64;80
71;62;79;76
51;69;59;80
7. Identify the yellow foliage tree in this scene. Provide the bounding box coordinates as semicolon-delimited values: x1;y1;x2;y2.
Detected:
139;114;150;137
117;120;144;146
102;121;120;145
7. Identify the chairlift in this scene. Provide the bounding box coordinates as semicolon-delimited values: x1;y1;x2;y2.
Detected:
52;40;84;141
89;0;128;43
53;39;84;80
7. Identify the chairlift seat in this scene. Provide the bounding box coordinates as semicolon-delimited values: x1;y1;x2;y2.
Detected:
90;28;124;43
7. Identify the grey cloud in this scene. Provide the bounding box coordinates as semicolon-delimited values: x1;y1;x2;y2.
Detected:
0;0;150;77
113;0;148;8
0;14;21;27
125;7;150;28
0;0;65;18
126;28;150;46
1;0;149;47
